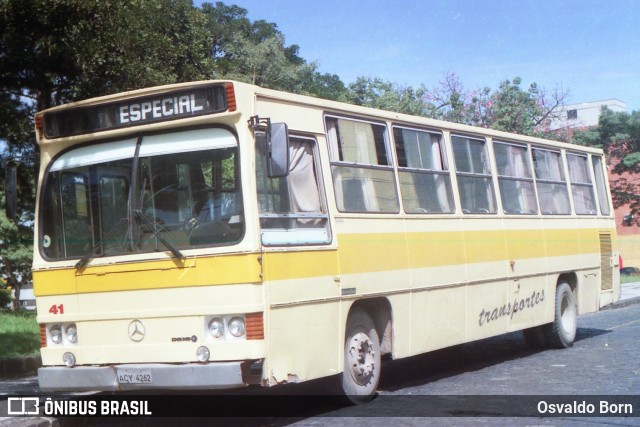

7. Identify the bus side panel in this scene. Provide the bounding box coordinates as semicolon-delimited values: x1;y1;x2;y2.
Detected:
543;223;582;274
336;218;411;296
263;249;341;385
409;285;467;355
505;275;554;333
266;302;340;385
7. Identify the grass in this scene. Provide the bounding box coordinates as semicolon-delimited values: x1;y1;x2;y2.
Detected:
621;274;640;285
0;310;40;360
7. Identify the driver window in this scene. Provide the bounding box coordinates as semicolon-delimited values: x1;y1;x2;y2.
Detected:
257;136;331;245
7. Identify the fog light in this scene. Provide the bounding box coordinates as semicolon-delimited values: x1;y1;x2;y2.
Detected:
63;352;76;367
49;325;62;344
65;324;78;344
196;346;210;362
228;317;245;337
208;318;224;338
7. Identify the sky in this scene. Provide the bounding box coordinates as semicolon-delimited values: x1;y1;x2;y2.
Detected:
196;0;640;111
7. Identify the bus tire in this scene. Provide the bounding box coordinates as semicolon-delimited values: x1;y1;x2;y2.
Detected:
523;325;547;349
544;282;577;348
341;308;381;404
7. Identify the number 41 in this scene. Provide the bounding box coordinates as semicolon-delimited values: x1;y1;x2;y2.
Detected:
49;304;64;315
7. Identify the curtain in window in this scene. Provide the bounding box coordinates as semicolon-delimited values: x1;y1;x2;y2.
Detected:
533;149;570;214
288;140;322;222
453;136;496;214
496;144;537;214
398;129;451;213
327;118;398;213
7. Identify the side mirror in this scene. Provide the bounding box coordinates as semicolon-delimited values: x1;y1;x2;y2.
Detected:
267;122;289;178
4;164;17;220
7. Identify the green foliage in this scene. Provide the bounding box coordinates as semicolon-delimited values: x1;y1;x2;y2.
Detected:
0;289;13;309
572;128;601;148
1;0;216;107
0;196;33;310
345;77;427;116
423;74;567;137
202;1;338;96
576;107;640;225
222;33;314;92
488;78;540;134
0;311;40;359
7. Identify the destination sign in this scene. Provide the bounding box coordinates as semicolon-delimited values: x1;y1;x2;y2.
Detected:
43;84;228;139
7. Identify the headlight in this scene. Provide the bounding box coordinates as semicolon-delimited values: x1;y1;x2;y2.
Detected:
65;324;77;344
63;352;76;367
208;318;224;338
196;346;210;362
228;317;246;338
49;325;62;344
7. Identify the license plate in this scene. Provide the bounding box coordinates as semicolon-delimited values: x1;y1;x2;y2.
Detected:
117;369;153;384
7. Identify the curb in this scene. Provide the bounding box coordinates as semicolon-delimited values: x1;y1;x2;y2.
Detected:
601;295;640;311
0;355;41;378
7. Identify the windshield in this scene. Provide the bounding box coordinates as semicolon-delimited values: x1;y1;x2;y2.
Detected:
40;128;244;261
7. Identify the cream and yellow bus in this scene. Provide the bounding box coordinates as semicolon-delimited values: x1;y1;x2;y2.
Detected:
25;80;619;402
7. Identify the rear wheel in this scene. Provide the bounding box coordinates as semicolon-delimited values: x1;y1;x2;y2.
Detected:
523;325;547;349
341;308;381;404
544;282;577;348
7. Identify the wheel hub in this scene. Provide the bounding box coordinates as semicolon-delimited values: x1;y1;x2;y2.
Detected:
347;332;376;384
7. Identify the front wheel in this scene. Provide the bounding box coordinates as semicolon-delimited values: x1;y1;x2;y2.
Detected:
341;308;381;404
544;282;577;348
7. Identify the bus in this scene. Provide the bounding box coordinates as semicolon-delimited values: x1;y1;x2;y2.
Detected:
21;80;619;402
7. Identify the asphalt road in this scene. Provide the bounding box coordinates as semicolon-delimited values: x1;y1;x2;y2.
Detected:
2;301;640;426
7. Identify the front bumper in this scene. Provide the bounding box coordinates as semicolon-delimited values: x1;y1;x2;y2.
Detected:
38;362;246;392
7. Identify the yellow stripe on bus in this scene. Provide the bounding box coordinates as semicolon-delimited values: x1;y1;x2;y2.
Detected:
34;228;610;294
34;253;262;296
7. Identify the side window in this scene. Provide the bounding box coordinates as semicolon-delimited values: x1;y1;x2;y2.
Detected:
452;135;496;214
532;148;571;215
257;136;330;245
393;127;453;213
592;156;611;216
326;117;399;213
494;142;538;214
567;153;597;215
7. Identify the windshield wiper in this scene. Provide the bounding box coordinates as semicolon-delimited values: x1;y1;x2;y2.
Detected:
133;210;185;261
75;217;130;269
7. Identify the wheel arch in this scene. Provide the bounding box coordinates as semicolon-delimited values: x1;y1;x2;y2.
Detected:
348;297;393;358
557;272;578;309
557;272;577;291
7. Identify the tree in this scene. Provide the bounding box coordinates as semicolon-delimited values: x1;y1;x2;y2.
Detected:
0;197;33;311
345;77;427;116
574;108;640;225
299;71;347;101
424;72;485;124
222;33;315;92
202;2;340;96
0;0;217;309
423;73;569;137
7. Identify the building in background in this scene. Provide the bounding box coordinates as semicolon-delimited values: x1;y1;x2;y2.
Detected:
610;169;640;270
550;99;627;131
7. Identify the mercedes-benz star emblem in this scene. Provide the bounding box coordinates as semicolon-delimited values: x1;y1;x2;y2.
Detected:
128;320;146;342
